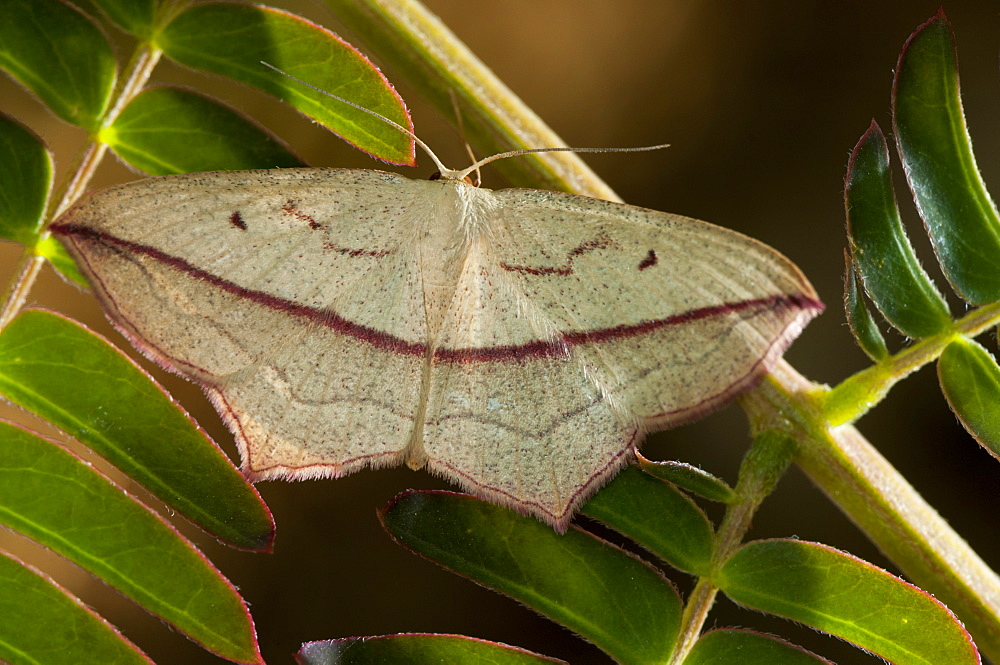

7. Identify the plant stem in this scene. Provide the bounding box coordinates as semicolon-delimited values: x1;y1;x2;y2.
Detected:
745;359;1000;660
0;45;163;331
323;0;622;200
824;298;1000;425
670;579;717;663
336;2;1000;658
670;431;795;662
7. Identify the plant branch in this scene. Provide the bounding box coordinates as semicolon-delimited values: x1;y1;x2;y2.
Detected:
824;299;1000;426
744;359;1000;659
322;0;622;200
320;2;1000;658
0;45;164;331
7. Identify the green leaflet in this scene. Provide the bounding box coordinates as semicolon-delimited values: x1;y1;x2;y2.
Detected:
155;1;414;165
381;491;681;665
0;0;115;130
717;539;978;665
0;549;152;665
938;337;1000;461
683;629;831;665
0;309;274;551
893;11;1000;304
581;465;714;575
0;420;261;663
845;120;950;338
843;250;889;361
298;634;565;665
104;86;306;175
0;113;51;246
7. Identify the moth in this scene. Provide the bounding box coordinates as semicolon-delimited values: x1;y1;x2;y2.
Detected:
52;115;821;530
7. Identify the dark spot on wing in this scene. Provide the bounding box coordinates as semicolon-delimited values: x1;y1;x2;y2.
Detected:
638;249;657;270
229;211;247;230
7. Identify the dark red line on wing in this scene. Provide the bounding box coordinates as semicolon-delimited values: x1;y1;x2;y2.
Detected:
55;224;822;364
229;211;247;230
282;199;324;230
322;241;391;258
435;293;821;362
57;224;425;357
500;235;612;276
281;200;389;256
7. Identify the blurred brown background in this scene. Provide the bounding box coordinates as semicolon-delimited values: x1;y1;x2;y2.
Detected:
2;1;1000;663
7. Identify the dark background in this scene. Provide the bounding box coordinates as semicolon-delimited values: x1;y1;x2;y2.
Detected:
2;1;999;663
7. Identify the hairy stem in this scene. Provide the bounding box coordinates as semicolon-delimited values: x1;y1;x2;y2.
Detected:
0;46;163;331
671;431;795;662
323;0;622;200
824;298;1000;426
746;359;1000;659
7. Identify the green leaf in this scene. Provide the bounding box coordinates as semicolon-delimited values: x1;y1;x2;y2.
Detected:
35;234;89;286
845;120;951;337
0;420;262;664
0;112;52;245
581;465;714;575
88;0;156;39
0;549;152;665
938;336;1000;461
381;491;681;665
0;0;115;130
893;11;1000;304
103;86;306;175
683;629;831;665
843;250;889;361
717;539;979;665
155;1;413;165
636;453;736;503
298;634;565;665
0;309;274;551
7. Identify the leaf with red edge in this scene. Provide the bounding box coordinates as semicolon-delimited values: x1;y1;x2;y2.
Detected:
0;551;153;665
0;0;115;130
893;10;1000;304
0;112;51;246
938;336;1000;461
683;629;832;665
103;86;306;175
155;1;414;165
297;634;566;665
0;419;262;664
0;309;274;551
581;464;714;575
716;539;979;665
380;491;682;665
845;120;951;338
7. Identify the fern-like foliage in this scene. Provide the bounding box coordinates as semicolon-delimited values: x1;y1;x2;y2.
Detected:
0;3;996;664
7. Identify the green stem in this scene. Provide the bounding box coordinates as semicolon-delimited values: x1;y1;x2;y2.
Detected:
824;299;1000;425
329;2;1000;658
323;0;622;200
670;431;796;663
0;45;163;331
670;579;717;663
746;359;1000;660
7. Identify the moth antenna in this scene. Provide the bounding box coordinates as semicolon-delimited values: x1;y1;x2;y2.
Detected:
455;144;671;182
260;61;452;175
262;62;669;184
448;89;482;186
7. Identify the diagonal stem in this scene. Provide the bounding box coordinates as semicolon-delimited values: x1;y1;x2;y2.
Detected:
744;359;1000;659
